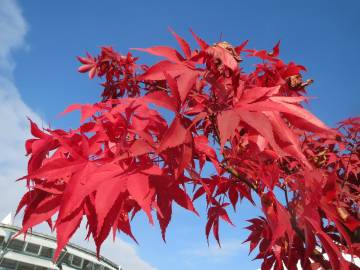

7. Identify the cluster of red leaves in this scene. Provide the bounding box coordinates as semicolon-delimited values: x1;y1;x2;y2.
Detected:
17;30;359;269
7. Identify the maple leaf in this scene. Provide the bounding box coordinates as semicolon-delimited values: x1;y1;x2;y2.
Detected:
206;202;234;246
157;116;188;152
143;90;179;112
127;173;155;223
138;60;190;81
77;53;97;79
168;28;192;59
132;46;185;63
189;29;209;51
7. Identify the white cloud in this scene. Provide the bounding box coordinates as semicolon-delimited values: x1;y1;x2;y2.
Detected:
0;2;157;270
182;238;247;263
0;0;27;75
0;0;40;223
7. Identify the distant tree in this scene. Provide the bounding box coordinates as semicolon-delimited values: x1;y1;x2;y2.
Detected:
17;30;359;270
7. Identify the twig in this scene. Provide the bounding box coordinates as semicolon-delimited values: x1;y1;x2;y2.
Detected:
342;131;358;188
219;163;257;191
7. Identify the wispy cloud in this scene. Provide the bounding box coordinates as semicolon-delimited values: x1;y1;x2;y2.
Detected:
182;238;248;263
0;0;27;75
0;1;157;269
0;0;41;222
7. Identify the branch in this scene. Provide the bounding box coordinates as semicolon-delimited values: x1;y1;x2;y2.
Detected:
282;187;331;269
210;100;330;268
219;163;257;191
208;112;257;191
341;131;358;188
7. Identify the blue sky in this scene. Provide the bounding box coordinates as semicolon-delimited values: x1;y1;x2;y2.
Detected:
0;0;359;269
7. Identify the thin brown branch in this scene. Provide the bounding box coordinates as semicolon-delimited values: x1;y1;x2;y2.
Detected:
219;163;257;191
342;131;358;188
283;187;331;269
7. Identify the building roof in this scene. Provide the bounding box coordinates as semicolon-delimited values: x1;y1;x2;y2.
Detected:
0;223;120;270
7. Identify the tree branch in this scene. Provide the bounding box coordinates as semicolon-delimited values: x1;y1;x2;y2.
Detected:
219;163;257;191
283;187;331;269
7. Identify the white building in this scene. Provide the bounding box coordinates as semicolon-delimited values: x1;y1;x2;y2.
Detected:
0;222;120;270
